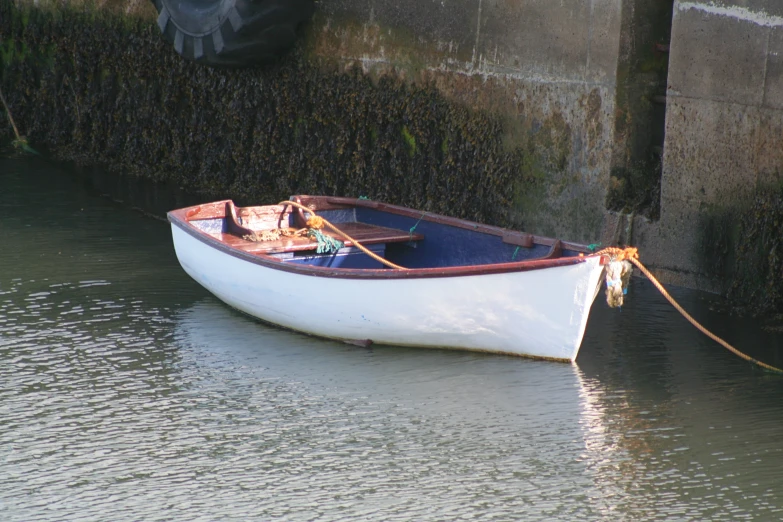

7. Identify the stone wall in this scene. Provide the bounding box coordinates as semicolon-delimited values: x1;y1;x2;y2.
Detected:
633;0;783;303
0;2;535;227
1;0;626;245
6;0;783;306
313;0;626;242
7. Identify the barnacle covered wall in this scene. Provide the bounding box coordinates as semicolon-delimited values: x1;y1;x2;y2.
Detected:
728;188;783;316
0;9;464;216
0;0;620;243
0;10;504;225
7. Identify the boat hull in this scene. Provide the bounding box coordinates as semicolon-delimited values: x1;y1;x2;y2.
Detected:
171;224;605;361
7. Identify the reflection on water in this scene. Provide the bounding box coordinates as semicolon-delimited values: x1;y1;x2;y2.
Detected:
2;157;783;520
578;284;783;520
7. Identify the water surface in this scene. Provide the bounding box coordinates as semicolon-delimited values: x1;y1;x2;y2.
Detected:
2;157;783;520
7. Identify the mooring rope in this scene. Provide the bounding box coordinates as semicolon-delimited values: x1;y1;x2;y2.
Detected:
278;200;408;270
592;247;783;374
0;86;22;142
270;205;780;372
0;86;38;155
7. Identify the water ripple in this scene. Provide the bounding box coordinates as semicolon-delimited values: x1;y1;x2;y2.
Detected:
3;158;783;520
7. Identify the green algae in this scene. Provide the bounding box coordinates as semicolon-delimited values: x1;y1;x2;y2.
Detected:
605;158;662;219
400;126;416;156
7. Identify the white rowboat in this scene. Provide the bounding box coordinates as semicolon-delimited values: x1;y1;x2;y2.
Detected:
168;196;607;362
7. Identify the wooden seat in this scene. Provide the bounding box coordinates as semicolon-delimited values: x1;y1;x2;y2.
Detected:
219;200;423;256
222;222;423;256
326;222;424;246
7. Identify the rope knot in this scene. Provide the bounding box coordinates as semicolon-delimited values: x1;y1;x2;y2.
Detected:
605;259;633;308
277;200;408;270
580;242;782;372
591;246;639;262
306;216;325;230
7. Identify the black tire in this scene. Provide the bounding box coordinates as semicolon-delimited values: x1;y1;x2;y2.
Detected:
152;0;315;67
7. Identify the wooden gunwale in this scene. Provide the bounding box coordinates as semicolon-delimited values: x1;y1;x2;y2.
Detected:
168;196;597;280
318;196;588;252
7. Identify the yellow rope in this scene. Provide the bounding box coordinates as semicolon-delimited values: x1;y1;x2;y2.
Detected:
270;209;781;372
278;200;408;270
593;247;783;374
0;86;22;142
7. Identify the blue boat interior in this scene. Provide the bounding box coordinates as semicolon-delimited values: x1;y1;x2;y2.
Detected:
191;204;585;269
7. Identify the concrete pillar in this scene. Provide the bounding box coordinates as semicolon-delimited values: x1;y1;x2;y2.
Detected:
634;1;783;291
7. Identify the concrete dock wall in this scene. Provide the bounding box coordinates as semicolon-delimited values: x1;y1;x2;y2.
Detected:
633;0;783;296
2;0;782;304
0;0;621;241
312;0;626;242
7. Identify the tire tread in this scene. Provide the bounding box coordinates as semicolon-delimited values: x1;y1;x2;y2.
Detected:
152;0;314;67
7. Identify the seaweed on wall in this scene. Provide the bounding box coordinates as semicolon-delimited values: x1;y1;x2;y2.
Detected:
727;187;783;316
0;1;528;228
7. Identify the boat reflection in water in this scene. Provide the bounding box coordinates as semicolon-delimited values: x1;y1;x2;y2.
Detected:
172;289;783;518
574;281;783;519
171;298;617;517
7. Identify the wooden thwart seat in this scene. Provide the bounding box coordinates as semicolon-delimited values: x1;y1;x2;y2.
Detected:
218;204;420;256
329;222;424;246
222;223;423;255
216;200;423;255
502;231;562;260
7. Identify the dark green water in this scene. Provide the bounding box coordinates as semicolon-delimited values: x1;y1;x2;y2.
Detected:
2;157;783;521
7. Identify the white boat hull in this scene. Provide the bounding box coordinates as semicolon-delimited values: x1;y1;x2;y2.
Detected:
171;225;605;361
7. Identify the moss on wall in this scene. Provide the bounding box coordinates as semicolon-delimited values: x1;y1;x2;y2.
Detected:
509;110;573;235
0;1;531;227
605;157;661;219
725;187;783;316
685;180;783;316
